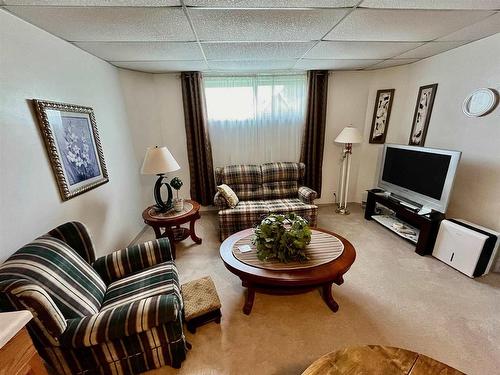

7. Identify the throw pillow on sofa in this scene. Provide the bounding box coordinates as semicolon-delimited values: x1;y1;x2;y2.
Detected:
217;184;239;208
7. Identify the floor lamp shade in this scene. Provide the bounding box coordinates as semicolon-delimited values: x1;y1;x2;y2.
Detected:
141;146;180;212
334;126;363;144
334;126;362;215
141;146;180;175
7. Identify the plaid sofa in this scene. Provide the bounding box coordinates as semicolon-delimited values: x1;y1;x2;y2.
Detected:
215;162;318;240
0;222;188;375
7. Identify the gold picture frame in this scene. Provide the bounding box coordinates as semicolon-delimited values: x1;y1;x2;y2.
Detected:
33;99;109;201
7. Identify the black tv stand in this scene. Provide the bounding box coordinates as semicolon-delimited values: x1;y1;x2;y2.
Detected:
364;190;445;256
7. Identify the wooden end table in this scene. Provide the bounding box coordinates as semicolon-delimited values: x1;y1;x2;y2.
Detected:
302;345;464;375
220;228;356;315
142;199;202;259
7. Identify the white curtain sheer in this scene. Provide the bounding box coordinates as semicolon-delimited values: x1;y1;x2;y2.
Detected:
204;74;307;167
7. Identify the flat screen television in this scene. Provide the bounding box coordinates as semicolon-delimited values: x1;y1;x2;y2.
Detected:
378;144;461;213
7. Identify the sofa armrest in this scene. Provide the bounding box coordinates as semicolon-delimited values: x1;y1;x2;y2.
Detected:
93;238;173;284
298;186;318;204
214;191;229;209
60;294;180;348
1;280;67;344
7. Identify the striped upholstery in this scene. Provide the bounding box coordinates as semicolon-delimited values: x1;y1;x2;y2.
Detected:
61;294;180;348
0;222;187;374
48;222;95;264
93;238;173;284
101;262;182;310
0;236;105;318
215;162;318;240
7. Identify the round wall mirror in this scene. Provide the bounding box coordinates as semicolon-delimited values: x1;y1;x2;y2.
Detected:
462;88;499;117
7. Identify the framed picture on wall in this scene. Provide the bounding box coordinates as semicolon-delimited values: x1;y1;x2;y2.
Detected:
369;89;395;144
409;84;438;146
33;99;109;201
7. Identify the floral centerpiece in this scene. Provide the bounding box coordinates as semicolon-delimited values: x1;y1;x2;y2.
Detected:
253;213;312;263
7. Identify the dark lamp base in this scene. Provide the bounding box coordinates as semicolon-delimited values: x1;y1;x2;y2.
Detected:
153;174;173;213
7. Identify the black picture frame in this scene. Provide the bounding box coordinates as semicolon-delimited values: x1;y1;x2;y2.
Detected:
369;89;395;144
409;84;438;146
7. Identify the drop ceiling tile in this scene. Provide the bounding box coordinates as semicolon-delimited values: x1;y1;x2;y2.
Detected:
437;12;500;41
74;42;203;61
208;60;296;71
395;41;467;59
185;0;358;7
111;60;208;73
188;8;349;41
202;42;315;60
295;59;383;70
4;6;194;41
4;0;179;5
305;41;423;59
360;0;500;10
325;9;494;41
365;58;419;70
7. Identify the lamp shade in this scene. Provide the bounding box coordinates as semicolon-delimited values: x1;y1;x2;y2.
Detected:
334;126;363;144
141;146;180;175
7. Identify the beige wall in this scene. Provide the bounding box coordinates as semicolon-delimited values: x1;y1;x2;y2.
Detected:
355;33;500;231
0;11;144;261
118;70;192;207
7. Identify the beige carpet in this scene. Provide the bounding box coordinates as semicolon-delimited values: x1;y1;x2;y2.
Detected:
137;204;500;375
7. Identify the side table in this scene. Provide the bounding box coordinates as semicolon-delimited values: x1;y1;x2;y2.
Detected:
0;311;49;375
142;199;202;259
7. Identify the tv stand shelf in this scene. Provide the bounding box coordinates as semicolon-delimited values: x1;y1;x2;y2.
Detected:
364;191;445;256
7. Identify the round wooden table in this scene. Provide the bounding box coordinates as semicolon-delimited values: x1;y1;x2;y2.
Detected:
142;200;201;259
220;228;356;315
302;345;464;375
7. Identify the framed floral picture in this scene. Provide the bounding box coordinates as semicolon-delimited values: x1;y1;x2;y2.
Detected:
409;84;438;146
33;100;108;201
369;89;395;144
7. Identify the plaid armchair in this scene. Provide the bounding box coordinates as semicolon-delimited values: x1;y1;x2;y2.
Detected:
215;162;318;240
0;222;188;375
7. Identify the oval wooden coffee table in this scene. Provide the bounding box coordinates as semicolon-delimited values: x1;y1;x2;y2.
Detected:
302;345;464;375
220;228;356;315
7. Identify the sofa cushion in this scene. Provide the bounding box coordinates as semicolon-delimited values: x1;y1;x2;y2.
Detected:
261;162;305;182
215;164;263;200
217;184;239;208
263;180;299;199
218;201;269;238
0;236;106;318
101;262;181;310
266;198;318;225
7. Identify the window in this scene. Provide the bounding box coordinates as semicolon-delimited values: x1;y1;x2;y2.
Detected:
204;74;307;167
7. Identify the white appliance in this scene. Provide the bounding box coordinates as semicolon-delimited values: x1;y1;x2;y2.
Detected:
432;219;499;278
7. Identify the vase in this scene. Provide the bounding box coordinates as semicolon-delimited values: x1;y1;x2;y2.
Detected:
173;198;184;212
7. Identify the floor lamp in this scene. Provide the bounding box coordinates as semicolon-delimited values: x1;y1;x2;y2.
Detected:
334;126;363;215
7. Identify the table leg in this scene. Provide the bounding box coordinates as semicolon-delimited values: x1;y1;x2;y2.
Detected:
164;227;177;259
189;216;202;244
152;226;162;239
243;288;255;315
321;283;339;313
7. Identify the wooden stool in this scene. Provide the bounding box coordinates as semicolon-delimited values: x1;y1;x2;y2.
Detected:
182;276;222;333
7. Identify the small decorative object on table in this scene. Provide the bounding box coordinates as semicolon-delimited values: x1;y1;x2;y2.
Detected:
253;213;312;263
141;146;180;213
170;176;184;212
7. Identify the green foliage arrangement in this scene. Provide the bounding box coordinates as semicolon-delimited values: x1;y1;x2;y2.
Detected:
170;177;183;198
253;213;312;263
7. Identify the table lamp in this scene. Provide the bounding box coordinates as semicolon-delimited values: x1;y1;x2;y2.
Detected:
334;126;363;215
141;146;180;212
